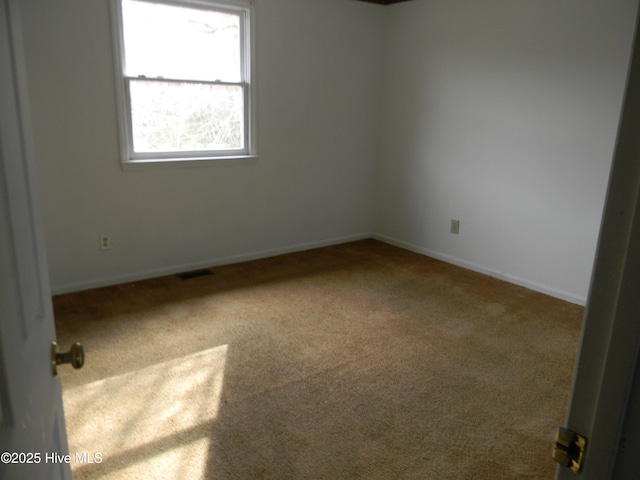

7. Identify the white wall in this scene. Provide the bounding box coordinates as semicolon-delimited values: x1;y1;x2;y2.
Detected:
19;0;384;294
19;0;639;303
374;0;638;304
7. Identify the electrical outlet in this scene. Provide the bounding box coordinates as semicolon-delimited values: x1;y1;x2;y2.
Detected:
451;219;460;235
100;234;112;250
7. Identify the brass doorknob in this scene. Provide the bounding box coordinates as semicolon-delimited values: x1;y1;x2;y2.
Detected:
51;342;85;377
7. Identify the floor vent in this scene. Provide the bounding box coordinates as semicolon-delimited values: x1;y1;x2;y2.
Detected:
177;269;213;280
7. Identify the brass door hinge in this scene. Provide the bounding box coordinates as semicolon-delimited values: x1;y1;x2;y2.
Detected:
553;427;587;473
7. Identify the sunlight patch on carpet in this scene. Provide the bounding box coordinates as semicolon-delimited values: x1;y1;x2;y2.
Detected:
63;345;228;479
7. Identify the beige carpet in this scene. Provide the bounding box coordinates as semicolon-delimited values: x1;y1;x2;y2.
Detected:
54;239;584;479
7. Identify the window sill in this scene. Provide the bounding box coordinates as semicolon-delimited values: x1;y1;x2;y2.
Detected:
120;155;260;171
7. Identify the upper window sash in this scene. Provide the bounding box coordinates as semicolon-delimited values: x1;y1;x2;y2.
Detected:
121;0;245;82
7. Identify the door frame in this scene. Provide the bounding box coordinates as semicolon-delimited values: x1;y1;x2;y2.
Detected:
556;6;640;480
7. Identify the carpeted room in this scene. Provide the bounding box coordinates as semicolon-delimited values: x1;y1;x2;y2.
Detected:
13;0;639;478
55;240;583;479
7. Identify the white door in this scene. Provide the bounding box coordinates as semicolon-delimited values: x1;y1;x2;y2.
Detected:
0;1;72;479
555;7;640;480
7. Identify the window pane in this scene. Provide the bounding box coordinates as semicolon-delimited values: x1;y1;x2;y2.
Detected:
129;80;244;153
122;0;241;82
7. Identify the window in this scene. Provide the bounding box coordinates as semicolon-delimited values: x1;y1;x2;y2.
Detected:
111;0;256;165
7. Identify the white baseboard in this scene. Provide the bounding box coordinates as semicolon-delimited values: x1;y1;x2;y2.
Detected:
372;233;587;306
52;231;588;306
51;232;372;295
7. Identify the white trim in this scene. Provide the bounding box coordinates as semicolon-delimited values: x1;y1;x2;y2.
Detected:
244;0;257;156
154;0;253;10
50;233;372;295
557;7;640;477
120;154;259;170
51;230;588;305
109;0;128;163
109;0;256;165
373;233;587;306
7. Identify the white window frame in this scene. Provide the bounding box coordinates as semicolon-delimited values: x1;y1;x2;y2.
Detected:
110;0;257;167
